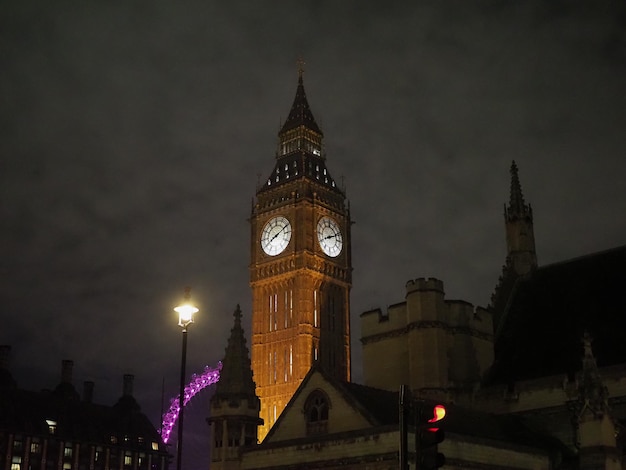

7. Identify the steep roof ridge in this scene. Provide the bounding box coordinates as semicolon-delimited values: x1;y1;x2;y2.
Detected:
533;244;626;272
214;305;256;400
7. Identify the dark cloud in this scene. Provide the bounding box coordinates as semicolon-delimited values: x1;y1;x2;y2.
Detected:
1;1;625;468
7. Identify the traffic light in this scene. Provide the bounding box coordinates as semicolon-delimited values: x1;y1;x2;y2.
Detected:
415;403;445;469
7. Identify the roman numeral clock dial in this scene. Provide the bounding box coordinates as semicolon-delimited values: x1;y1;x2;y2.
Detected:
317;216;343;257
261;216;292;256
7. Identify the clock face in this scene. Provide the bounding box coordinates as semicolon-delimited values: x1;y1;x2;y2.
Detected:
317;216;343;257
261;216;292;256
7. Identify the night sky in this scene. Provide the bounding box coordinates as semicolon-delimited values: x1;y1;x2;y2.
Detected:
2;1;625;468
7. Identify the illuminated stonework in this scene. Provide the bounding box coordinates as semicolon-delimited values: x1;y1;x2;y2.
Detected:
250;71;352;441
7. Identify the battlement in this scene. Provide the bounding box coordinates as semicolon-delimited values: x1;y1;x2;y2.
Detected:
360;303;407;339
446;302;492;337
405;277;444;295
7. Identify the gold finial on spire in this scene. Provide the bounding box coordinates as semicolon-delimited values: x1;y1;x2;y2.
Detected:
297;57;305;79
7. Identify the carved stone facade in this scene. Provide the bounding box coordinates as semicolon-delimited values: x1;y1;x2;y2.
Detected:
249;71;352;440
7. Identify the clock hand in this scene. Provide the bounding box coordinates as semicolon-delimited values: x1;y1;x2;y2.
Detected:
271;226;286;242
324;234;336;240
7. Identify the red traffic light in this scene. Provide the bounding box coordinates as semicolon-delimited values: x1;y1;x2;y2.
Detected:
429;405;446;423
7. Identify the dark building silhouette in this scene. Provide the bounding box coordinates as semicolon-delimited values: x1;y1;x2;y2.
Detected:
0;347;169;470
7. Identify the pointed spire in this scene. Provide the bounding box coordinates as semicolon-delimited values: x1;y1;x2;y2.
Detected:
279;60;323;136
214;305;257;399
578;331;610;417
507;161;529;218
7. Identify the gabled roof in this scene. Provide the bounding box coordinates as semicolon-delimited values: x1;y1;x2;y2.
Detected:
262;363;566;453
489;245;626;384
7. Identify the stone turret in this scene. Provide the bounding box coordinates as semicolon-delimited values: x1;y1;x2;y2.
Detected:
491;161;538;332
208;305;262;470
574;333;622;470
361;278;493;400
504;161;537;276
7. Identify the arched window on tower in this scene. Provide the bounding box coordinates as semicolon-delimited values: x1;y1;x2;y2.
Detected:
304;390;330;436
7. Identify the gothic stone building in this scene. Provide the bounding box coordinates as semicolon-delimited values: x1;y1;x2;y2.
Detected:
207;72;626;470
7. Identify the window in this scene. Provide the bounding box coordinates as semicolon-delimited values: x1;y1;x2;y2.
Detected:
110;436;118;444
273;351;277;383
284;348;288;382
11;456;21;470
151;442;159;451
124;453;132;466
64;446;73;458
304;390;330;436
46;419;57;434
13;439;22;452
30;442;40;454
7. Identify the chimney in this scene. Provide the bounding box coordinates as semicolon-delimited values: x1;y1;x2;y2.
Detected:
61;360;73;384
83;381;94;403
0;345;10;370
123;374;134;396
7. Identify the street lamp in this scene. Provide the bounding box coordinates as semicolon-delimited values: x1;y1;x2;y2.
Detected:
174;287;198;470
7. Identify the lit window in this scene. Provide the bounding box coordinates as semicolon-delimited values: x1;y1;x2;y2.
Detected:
62;463;71;470
30;442;40;453
151;442;159;451
11;456;21;470
64;446;72;458
13;440;22;452
124;454;132;466
46;419;57;434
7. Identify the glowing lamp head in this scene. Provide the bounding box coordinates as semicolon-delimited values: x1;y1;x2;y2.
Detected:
175;287;198;329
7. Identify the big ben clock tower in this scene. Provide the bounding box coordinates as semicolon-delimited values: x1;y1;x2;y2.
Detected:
250;66;352;440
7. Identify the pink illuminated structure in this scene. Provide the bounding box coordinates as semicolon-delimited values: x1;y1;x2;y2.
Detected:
161;362;222;443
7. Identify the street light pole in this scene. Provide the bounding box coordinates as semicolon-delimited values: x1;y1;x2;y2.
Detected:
174;288;198;470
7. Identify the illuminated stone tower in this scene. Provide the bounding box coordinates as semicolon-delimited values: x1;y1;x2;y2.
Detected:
250;67;352;440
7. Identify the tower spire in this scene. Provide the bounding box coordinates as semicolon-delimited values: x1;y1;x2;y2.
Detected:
574;332;622;470
208;305;262;467
213;305;256;399
279;61;322;136
503;161;537;276
508;161;527;217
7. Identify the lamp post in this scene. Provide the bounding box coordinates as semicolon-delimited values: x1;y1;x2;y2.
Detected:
174;288;198;470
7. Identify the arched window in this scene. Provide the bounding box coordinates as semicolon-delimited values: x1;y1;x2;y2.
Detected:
304;390;330;436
